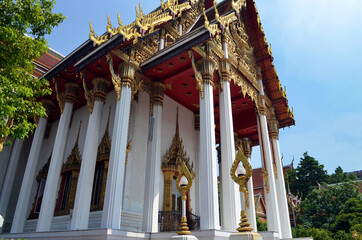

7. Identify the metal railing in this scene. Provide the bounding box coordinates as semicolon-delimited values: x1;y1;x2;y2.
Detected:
158;211;200;232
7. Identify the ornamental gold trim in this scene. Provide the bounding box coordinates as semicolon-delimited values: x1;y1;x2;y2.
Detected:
261;168;270;194
273;162;278;179
188;50;204;98
81;71;95;114
106;54;122;100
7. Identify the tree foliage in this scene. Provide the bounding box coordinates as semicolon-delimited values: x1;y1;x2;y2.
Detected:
297;183;360;230
329;166;356;184
0;0;64;150
286;152;329;198
294;182;362;239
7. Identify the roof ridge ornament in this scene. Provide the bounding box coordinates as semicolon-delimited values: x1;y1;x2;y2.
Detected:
90;0;196;46
204;0;246;37
89;21;109;46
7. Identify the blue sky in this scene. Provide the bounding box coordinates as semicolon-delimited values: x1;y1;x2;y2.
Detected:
45;0;362;174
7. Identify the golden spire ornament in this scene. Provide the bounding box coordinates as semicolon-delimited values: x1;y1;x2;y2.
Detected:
171;161;198;240
229;149;262;240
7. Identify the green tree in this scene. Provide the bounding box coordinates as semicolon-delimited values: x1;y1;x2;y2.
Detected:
287;152;329;198
329;166;356;184
292;226;333;240
297;183;360;231
0;0;65;150
331;197;362;232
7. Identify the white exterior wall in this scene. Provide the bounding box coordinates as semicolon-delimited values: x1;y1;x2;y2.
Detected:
159;96;197;213
123;92;150;214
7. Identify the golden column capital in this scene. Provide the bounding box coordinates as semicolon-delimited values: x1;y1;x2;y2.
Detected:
219;58;231;88
55;81;79;113
256;95;267;116
41;99;55;118
152;81;166;107
63;82;79;103
83;76;110;114
269;107;279;140
196;57;215;86
92;77;110;102
241;138;252;158
118;61;137;88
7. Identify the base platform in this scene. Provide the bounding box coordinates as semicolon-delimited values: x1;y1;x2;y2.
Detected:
0;229;312;240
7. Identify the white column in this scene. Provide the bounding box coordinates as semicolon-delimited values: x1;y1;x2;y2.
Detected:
10;118;47;233
0;139;24;220
219;80;240;231
194;114;200;217
101;61;135;229
36;101;74;232
70;102;104;229
242;139;257;232
70;77;109;230
197;56;220;230
269;108;292;238
142;82;165;232
256;79;282;235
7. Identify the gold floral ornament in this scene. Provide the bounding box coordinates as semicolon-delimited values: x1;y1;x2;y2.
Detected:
81;70;95;114
175;161;193;235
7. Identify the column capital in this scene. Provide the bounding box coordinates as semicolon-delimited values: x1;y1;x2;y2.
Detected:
41;99;55;118
63;82;79;103
83;76;110;114
241;138;252;158
256;95;267;116
93;77;110;102
196;57;215;86
269;107;279;139
152;81;166;107
118;61;137;88
219;58;231;89
55;81;79;113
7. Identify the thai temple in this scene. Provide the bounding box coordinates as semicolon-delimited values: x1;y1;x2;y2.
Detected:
0;0;297;239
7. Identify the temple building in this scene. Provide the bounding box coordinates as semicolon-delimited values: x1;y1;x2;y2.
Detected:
0;0;295;239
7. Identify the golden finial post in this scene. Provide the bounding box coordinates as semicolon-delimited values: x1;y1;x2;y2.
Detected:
229;149;262;240
171;162;198;240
